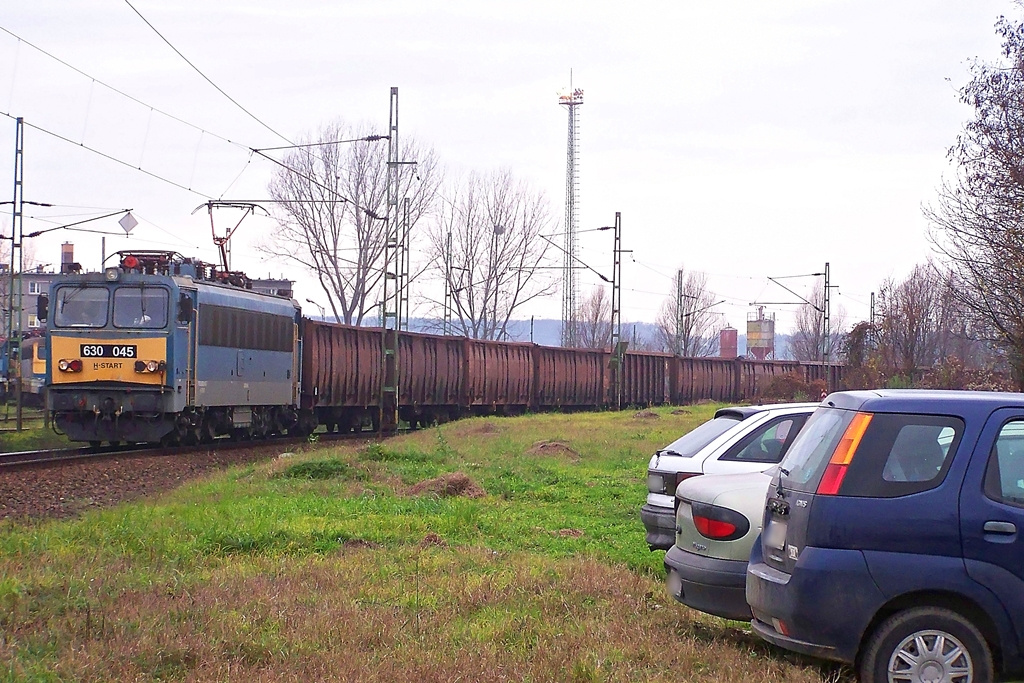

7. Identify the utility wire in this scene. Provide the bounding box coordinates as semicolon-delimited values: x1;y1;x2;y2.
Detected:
0;24;250;152
2;112;212;199
124;0;292;146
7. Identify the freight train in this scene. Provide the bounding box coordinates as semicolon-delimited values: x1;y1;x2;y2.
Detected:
41;250;840;446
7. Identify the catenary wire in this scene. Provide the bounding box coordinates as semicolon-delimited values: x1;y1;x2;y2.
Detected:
123;0;293;146
0;24;251;152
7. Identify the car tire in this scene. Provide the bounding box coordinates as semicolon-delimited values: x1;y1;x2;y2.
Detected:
858;606;993;683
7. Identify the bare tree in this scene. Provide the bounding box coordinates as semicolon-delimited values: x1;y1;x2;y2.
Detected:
263;120;440;325
655;268;720;356
423;169;556;340
926;15;1024;387
875;265;941;375
578;285;612;349
789;279;847;362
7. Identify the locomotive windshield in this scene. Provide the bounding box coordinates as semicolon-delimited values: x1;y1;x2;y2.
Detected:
53;287;109;328
113;286;168;329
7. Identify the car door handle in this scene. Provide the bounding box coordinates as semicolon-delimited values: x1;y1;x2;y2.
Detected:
984;521;1017;535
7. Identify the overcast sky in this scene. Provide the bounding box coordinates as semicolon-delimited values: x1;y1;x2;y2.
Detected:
0;0;1016;335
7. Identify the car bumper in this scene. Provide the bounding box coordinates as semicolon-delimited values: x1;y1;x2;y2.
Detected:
745;546;886;664
664;543;751;621
641;503;675;550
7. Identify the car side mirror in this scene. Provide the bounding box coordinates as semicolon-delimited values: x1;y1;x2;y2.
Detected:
177;294;194;323
36;293;49;322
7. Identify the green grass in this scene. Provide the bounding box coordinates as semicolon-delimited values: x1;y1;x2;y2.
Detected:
0;404;848;682
0;423;72;452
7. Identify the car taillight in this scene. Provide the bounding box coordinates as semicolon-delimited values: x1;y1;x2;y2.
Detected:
57;359;83;372
689;501;750;541
648;471;701;495
817;411;873;495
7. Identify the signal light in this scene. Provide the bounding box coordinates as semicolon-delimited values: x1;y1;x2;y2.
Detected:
817;412;873;495
122;255;139;269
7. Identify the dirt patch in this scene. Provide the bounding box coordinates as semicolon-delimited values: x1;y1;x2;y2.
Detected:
670;408;692;415
465;422;502;436
524;440;580;460
633;409;659;419
408;471;486;499
420;532;448;548
557;528;584;538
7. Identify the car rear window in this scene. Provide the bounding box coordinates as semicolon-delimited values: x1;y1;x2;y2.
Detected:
777;408;854;492
658;415;742;457
985;420;1024;508
779;409;964;496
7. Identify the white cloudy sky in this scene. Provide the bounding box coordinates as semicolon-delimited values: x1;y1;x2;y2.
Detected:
0;0;1016;334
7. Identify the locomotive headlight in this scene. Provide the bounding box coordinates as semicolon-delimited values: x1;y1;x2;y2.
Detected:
104;267;121;282
58;359;83;372
134;360;166;374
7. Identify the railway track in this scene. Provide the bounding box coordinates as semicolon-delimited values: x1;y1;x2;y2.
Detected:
0;429;388;471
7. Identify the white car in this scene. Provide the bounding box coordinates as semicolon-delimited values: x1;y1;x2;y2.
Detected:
641;403;816;550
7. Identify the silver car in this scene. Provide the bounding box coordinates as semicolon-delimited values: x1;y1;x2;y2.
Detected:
665;469;776;620
642;403;815;550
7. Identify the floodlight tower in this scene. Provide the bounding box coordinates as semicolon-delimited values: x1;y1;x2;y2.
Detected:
559;85;583;347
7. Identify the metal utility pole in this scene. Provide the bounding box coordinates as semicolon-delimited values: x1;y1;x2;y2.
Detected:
399;197;411;331
610;212;623;410
559;83;583;347
380;87;402;432
869;291;876;348
443;231;453;335
823;262;831;392
5;117;25;429
676;269;683;355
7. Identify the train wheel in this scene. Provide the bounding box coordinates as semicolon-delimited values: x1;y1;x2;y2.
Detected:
88;440;102;450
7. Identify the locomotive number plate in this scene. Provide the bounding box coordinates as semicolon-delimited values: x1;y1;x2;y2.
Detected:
80;344;137;358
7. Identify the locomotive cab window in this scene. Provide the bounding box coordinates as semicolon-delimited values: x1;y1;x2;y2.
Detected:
113;287;169;329
53;287;109;328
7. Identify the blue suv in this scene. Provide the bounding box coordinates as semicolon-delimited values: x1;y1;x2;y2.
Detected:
746;390;1024;683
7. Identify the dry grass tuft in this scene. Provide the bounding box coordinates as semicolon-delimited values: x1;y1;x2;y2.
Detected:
634;409;660;419
557;528;584;538
0;551;840;682
671;408;692;415
408;471;486;499
524;440;580;460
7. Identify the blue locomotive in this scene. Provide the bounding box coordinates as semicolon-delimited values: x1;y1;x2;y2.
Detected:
42;251;303;445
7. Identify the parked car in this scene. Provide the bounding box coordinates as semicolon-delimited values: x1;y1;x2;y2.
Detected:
665;468;776;620
747;390;1024;683
642;403;815;550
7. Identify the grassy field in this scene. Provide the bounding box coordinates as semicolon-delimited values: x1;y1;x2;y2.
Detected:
0;406;69;453
0;405;849;682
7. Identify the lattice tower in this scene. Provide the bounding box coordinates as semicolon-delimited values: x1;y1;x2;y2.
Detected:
559;87;583;347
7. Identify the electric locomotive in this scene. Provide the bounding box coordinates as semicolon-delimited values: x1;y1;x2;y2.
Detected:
19;335;47;406
41;251;303;445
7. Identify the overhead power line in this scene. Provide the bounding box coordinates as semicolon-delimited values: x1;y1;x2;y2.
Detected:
124;0;292;146
0;24;249;152
1;111;213;199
